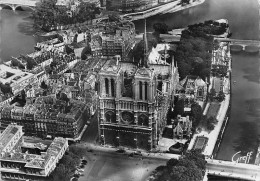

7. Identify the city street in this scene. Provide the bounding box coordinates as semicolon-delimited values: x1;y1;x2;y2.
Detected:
81;112;99;143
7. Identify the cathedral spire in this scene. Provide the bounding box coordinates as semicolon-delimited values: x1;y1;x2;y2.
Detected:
143;18;149;68
144;18;148;57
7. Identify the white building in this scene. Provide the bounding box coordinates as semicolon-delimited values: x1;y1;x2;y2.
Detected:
0;125;68;180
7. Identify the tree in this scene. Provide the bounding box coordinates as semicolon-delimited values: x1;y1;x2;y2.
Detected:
153;23;169;34
217;90;225;102
52;164;71;181
184;149;206;171
206;116;217;132
207;122;215;132
40;81;48;89
11;59;25;69
108;13;121;22
191;103;203;127
200;115;207;128
59;92;69;102
149;150;206;181
32;0;58;31
0;83;12;95
174;99;185;117
60;155;78;170
208;88;216;102
149;166;170;181
166;158;179;170
76;2;99;23
33;0;99;31
171;164;203;181
69;145;86;159
20;55;37;70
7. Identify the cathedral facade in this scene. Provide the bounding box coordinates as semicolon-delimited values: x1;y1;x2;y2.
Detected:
98;52;179;150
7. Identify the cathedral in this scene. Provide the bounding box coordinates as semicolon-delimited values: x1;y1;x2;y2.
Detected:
98;23;179;151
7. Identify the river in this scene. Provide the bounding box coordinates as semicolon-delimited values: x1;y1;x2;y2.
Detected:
0;0;260;165
0;9;37;62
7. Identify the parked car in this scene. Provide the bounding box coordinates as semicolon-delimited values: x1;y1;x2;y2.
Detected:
81;160;87;165
73;174;80;178
77;168;84;172
116;149;126;153
134;151;142;156
81;161;87;165
71;177;78;181
169;142;184;154
128;153;134;157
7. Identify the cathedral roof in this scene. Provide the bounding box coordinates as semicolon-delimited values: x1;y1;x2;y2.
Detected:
100;58;120;75
135;67;153;78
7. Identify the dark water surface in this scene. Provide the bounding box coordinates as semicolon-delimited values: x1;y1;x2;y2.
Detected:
0;9;37;62
1;0;260;165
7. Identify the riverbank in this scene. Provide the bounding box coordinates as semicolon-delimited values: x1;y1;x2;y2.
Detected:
161;0;206;14
188;42;231;158
123;0;205;21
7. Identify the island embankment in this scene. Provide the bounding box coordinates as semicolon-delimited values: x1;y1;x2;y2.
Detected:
122;0;205;21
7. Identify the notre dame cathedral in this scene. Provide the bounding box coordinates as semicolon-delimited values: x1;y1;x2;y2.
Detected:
98;23;179;151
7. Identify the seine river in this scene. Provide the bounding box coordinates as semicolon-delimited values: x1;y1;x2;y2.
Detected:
1;0;260;164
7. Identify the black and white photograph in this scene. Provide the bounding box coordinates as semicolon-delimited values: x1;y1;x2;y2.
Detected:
0;0;259;180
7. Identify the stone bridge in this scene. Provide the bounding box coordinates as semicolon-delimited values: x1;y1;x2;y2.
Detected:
206;159;260;181
0;0;37;11
216;37;260;53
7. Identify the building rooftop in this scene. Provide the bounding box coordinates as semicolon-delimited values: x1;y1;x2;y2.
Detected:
0;64;34;85
0;136;67;173
0;124;22;153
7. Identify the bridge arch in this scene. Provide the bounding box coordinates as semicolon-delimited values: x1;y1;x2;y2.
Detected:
244;45;259;53
0;4;14;10
15;5;34;11
230;44;243;52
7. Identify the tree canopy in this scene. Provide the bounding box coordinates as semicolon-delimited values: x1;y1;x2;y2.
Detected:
40;81;48;89
153;23;169;34
208;88;216;102
32;0;100;31
50;145;85;181
175;20;229;80
149;150;206;181
217;90;225;102
174;98;185;117
0;83;12;95
32;0;58;31
191;103;203;127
